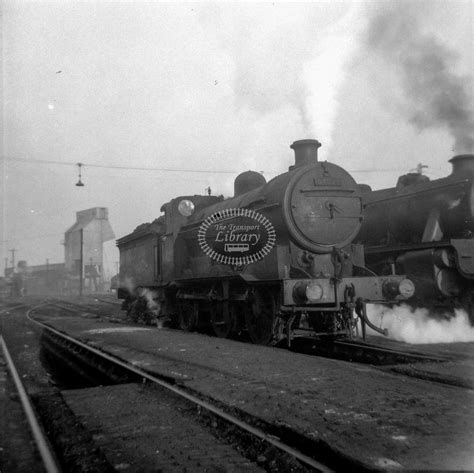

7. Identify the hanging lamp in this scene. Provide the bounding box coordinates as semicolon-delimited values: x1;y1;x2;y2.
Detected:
76;163;85;186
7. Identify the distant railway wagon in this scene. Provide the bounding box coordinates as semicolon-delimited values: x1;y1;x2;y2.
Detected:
2;263;67;296
25;263;67;295
117;139;415;344
1;262;103;296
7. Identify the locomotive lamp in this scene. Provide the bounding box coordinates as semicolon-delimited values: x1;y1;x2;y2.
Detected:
382;278;415;299
305;282;324;302
178;199;195;216
293;281;324;303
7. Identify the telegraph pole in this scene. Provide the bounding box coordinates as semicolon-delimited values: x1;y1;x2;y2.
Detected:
79;229;84;297
46;259;49;290
9;249;16;269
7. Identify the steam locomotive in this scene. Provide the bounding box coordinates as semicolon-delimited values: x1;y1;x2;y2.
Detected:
117;139;414;344
356;153;474;322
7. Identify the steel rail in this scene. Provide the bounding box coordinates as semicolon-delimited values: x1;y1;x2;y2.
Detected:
1;334;60;473
0;302;31;315
27;306;334;473
93;296;122;306
334;340;452;363
0;298;58;316
46;298;120;315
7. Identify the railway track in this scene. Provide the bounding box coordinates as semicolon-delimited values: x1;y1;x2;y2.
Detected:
3;297;473;470
92;295;122;306
291;336;452;365
46;297;121;314
0;333;60;473
28;305;337;472
292;338;474;389
38;296;473;389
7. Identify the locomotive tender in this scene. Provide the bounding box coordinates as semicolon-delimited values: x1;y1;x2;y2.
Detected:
357;153;474;322
117;139;414;344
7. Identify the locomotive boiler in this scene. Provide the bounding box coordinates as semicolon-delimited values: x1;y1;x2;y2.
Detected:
117;139;414;344
357;153;474;322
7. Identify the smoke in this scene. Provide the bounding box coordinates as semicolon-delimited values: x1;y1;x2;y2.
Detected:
201;4;316;132
120;277;161;323
365;2;474;153
121;276;136;294
199;3;364;145
303;3;367;151
366;304;474;344
138;287;161;319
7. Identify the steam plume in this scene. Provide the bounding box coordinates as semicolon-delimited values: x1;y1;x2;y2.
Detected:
365;3;473;153
304;3;366;151
199;4;363;143
367;304;474;344
199;4;317;133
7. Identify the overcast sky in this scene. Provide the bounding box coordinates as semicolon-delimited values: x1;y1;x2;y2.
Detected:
1;0;472;273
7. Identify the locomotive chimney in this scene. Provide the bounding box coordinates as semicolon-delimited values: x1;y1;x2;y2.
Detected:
449;154;474;176
290;139;321;169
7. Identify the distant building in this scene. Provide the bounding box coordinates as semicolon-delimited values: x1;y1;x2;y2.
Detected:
64;207;115;291
1;208;115;296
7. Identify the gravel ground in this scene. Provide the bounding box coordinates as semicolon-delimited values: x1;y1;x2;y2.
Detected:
0;301;116;472
33;303;474;471
62;383;265;473
0;300;300;472
0;349;47;473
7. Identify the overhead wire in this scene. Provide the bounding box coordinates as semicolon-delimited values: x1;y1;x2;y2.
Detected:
2;156;240;174
3;155;410;174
